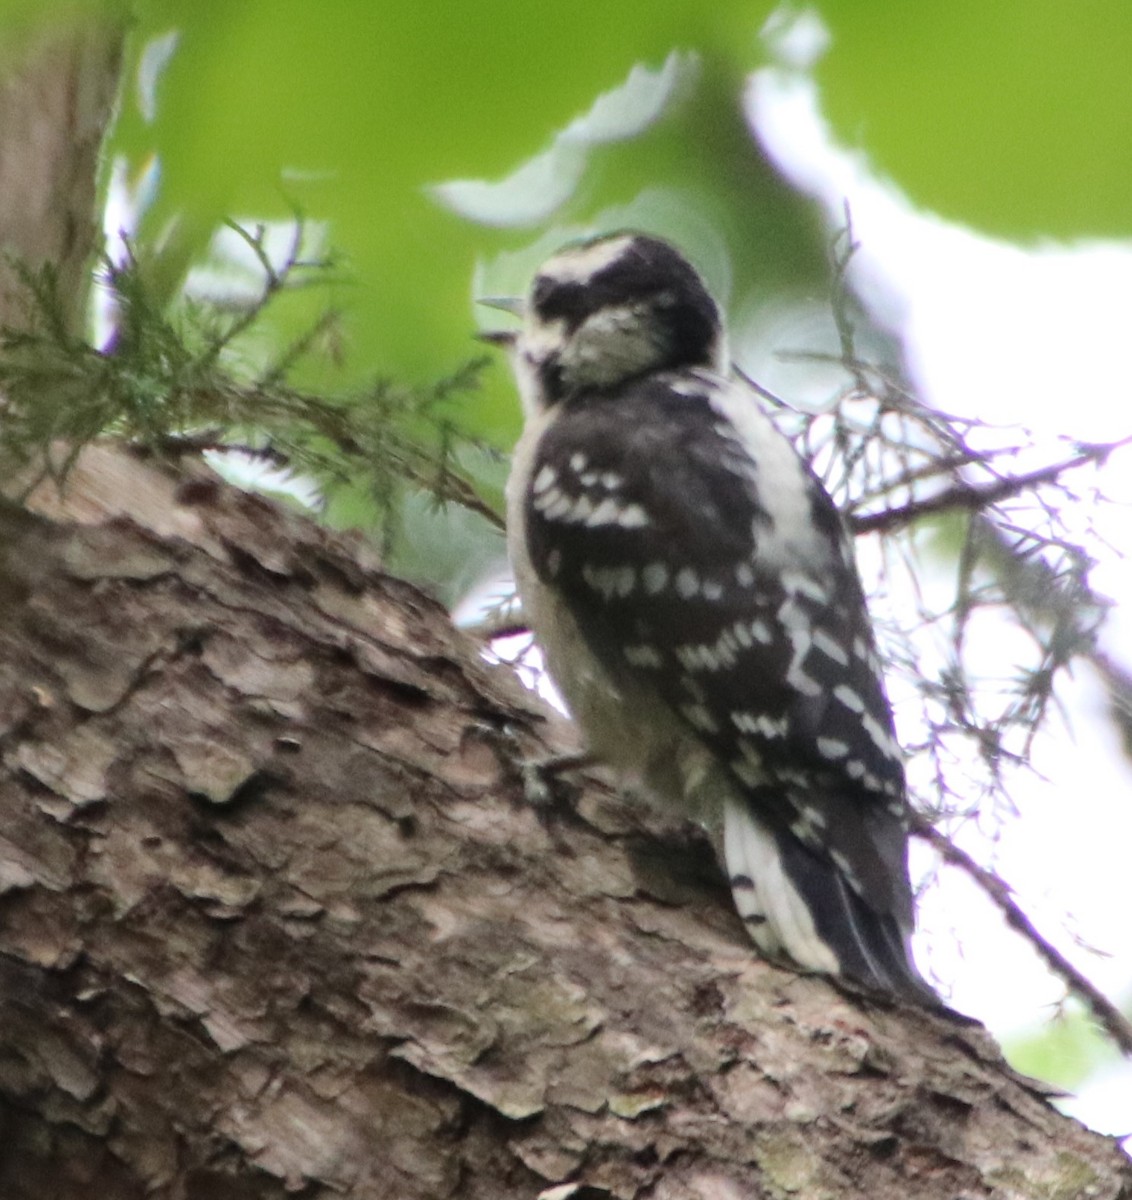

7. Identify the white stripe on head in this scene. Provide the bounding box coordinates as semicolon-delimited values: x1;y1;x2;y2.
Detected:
537;235;637;285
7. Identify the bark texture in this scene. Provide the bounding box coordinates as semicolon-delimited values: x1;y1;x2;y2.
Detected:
0;445;1128;1200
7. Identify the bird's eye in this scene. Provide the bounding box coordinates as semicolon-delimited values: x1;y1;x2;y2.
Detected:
532;277;588;325
531;275;556;312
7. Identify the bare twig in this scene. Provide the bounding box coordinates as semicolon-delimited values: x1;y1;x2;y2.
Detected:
827;201;872;399
849;435;1132;534
732;363;788;409
912;815;1132;1057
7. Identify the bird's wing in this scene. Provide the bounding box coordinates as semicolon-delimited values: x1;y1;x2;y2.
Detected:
522;373;930;1000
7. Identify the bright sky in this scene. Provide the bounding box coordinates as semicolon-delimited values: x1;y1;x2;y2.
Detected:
748;8;1132;1138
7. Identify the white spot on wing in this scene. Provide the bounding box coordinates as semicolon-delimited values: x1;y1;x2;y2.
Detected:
791;809;826;842
625;643;663;668
774;766;811;788
642;562;668;594
785;648;822;698
812;629;850;667
680;702;720;733
582;496;650;527
861;710;900;761
833;684;865;713
532;485;562;513
532;464;557;495
675;643;723;672
587;497;623;526
581;564;635;600
782;570;830;604
676;567;700;599
816;737;849;760
616;503;650;528
797;804;827;831
569;494;595;521
542;491;576;521
780;596;823;698
732;712;789;739
674;618;751;673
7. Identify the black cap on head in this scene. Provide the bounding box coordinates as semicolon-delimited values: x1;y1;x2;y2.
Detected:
531;232;722;374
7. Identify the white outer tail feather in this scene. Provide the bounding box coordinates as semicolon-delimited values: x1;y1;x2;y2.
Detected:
723;797;840;976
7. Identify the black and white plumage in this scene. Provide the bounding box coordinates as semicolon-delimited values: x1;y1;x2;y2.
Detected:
485;232;933;1004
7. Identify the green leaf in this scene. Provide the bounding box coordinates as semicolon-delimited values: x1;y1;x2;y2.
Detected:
817;1;1132;237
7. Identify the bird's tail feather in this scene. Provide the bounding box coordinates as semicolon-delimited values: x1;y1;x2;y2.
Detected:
723;797;935;1005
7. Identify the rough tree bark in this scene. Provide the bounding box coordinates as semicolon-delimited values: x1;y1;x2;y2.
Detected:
0;446;1129;1200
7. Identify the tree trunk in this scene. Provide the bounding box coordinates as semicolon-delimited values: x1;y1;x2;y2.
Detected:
0;15;124;331
0;445;1127;1200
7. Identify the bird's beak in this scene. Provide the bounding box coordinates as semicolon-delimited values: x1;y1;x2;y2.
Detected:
476;328;517;347
476;296;523;347
479;296;524;316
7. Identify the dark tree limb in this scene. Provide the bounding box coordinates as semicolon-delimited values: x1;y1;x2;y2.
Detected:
0;445;1128;1200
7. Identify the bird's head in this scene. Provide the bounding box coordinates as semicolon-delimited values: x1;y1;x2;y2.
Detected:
480;232;726;413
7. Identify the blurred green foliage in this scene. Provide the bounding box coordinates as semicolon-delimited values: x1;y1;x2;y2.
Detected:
818;0;1132;238
102;0;1132;442
39;0;1120;611
1007;1003;1116;1092
113;0;807;427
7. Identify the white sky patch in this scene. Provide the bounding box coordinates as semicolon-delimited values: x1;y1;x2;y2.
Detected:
93;154;161;349
747;4;1132;1139
185;218;330;306
97;162;331;509
136;30;180;124
746;34;1132;444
